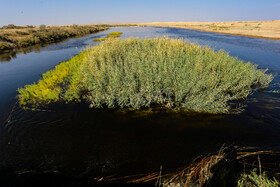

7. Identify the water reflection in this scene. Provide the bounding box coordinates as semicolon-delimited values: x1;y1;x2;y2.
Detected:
0;51;16;62
0;44;52;62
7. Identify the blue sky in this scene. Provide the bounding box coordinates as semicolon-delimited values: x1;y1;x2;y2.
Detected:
0;0;279;26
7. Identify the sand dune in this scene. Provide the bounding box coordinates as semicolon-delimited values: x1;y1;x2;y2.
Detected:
137;20;280;40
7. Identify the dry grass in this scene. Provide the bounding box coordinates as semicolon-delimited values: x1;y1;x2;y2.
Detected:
138;20;280;40
95;146;280;187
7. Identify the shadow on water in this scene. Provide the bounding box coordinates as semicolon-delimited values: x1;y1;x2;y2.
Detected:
0;36;87;63
0;27;280;185
1;93;280;181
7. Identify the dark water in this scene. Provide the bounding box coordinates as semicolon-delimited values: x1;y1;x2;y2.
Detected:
0;27;280;182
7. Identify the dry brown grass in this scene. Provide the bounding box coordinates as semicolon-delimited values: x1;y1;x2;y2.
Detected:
138;20;280;40
94;146;280;186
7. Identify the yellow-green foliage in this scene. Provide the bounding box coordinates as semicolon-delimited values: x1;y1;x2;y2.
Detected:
93;31;123;41
238;169;279;187
18;50;90;108
107;32;123;37
81;38;272;113
18;38;273;113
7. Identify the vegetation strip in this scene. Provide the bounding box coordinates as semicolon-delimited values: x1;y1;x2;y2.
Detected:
138;20;280;40
18;38;272;113
93;31;123;41
0;24;107;51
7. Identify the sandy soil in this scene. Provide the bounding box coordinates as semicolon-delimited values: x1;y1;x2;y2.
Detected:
137;20;280;40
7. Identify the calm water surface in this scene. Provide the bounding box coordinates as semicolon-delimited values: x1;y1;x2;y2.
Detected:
0;27;280;180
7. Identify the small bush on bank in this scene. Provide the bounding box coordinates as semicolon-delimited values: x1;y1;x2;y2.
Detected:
0;41;14;50
18;38;273;113
15;31;29;35
39;24;47;31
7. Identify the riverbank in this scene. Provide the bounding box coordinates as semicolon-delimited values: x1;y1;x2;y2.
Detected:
0;24;107;51
137;20;280;40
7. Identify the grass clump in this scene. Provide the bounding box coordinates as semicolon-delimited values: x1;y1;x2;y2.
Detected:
18;38;273;113
93;31;123;41
238;169;279;187
93;146;280;186
18;50;90;107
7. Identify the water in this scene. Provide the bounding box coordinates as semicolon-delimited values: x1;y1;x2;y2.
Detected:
0;27;280;182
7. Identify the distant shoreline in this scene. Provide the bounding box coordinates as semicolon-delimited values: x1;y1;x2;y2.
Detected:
0;25;107;52
137;20;280;40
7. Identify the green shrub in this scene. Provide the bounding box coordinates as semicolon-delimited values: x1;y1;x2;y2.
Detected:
27;29;37;34
0;34;9;41
15;31;29;35
18;38;273;113
17;38;34;47
1;24;35;29
2;33;11;37
4;24;17;29
238;169;279;187
0;41;13;50
18;50;91;107
39;24;47;31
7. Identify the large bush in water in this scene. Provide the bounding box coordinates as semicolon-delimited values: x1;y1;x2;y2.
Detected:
18;38;273;113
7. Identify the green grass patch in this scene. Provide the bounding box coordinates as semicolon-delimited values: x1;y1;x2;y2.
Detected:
238;169;279;187
18;38;273;113
93;31;123;41
18;49;91;107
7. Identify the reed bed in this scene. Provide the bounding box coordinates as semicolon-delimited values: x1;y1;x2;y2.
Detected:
18;38;272;113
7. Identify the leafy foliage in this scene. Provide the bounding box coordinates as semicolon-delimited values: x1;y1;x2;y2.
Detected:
18;38;273;113
15;31;29;35
18;50;90;107
238;169;279;187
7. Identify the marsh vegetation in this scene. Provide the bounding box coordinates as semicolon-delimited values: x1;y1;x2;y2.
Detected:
18;38;272;113
0;24;107;51
1;26;280;186
92;31;123;41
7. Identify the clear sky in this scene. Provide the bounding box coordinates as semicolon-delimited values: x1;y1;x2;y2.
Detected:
0;0;279;26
